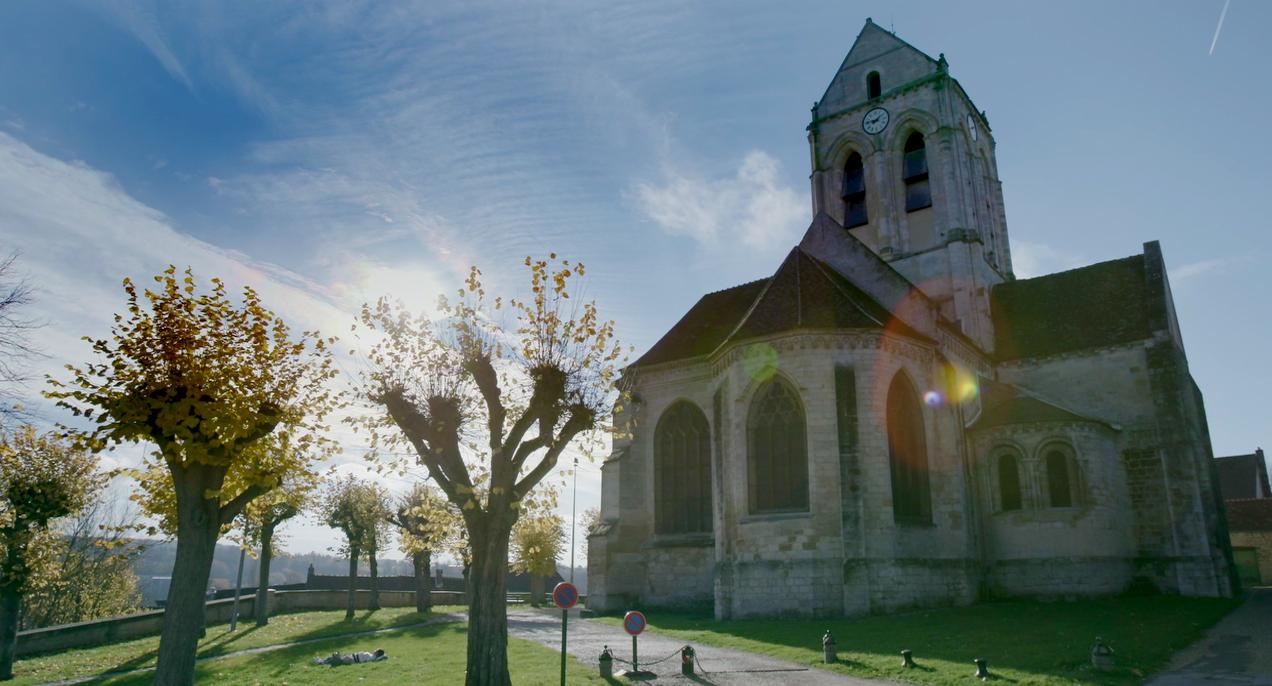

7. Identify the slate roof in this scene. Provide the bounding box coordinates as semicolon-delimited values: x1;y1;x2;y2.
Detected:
971;378;1112;430
991;255;1152;361
1215;450;1271;500
1225;498;1272;532
634;247;926;367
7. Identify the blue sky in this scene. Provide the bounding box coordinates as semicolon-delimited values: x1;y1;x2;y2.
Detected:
1;1;1268;561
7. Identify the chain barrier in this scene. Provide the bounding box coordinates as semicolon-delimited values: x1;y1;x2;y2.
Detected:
609;646;685;669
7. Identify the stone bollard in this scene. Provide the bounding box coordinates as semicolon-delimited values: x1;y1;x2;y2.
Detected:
822;630;837;664
901;649;915;668
1091;637;1115;672
974;657;989;680
599;645;614;679
681;645;696;676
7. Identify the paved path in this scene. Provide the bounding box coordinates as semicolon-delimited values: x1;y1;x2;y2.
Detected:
1146;587;1272;686
505;608;885;685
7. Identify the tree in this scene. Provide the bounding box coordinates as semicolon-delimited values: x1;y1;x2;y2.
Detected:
510;509;565;607
245;473;316;627
321;476;388;620
578;506;600;562
18;495;143;631
0;426;101;680
388;483;458;613
0;253;39;424
47;267;340;686
355;256;626;686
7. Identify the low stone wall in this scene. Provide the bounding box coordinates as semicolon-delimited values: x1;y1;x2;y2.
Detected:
15;589;466;657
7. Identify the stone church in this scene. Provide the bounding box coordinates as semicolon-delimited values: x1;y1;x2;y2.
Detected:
587;20;1237;618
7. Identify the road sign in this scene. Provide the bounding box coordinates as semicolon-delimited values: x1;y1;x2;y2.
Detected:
623;610;647;636
552;582;579;610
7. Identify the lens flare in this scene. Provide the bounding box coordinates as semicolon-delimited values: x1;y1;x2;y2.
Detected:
957;377;979;402
923;390;943;407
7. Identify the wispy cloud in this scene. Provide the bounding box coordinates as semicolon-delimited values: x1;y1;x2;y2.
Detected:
1170;255;1252;282
1010;240;1088;279
97;1;194;91
636;150;807;251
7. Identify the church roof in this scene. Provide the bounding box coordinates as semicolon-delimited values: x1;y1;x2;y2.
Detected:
633;246;926;368
971;379;1113;430
1215;450;1270;500
990;254;1152;360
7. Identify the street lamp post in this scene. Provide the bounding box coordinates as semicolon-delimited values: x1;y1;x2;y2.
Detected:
569;456;578;583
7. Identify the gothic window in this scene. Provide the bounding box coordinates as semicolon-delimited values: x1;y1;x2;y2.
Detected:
654;401;713;534
997;452;1022;512
747;378;809;514
867;71;882;99
887;372;931;523
903;132;932;212
1044;447;1077;508
842;152;868;228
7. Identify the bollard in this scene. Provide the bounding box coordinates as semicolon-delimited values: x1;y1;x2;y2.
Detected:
599;646;613;679
822;630;837;664
974;657;989;680
1091;637;1115;672
681;645;695;676
901;649;915;669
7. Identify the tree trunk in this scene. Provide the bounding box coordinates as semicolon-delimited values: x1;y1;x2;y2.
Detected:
0;587;20;681
464;517;514;686
255;523;275;627
154;472;223;686
529;573;545;608
345;546;359;620
412;550;432;613
230;547;246;631
369;550;380;611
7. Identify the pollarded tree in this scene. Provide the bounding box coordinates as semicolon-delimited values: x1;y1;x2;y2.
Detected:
0;426;101;681
47;267;340;686
388;482;458;613
355;255;627;686
321;476;388;619
510;509;565;608
246;473;316;627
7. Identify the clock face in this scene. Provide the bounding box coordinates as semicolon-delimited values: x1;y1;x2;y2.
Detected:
862;107;889;135
967;114;979;141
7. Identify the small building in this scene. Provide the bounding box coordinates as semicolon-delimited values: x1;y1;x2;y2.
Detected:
1216;449;1271;586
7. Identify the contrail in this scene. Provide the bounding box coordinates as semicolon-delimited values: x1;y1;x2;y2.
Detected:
1209;0;1231;55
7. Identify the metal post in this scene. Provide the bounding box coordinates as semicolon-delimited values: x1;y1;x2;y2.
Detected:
569;456;578;583
559;609;568;686
230;547;246;631
632;634;639;672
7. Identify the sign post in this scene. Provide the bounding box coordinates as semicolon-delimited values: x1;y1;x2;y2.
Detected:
552;582;579;686
622;610;653;678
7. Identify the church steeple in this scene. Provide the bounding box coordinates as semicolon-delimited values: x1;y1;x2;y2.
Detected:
805;20;1013;349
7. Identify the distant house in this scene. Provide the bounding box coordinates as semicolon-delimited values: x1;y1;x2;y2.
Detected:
1216;449;1271;586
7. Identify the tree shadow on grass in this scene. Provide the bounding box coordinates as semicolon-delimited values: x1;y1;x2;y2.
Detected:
198;624;264;655
232;621;460;680
103;647;159;677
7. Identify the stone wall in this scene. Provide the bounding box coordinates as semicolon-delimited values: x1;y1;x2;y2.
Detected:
14;590;465;657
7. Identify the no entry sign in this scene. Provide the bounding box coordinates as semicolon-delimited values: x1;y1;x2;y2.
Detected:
552;582;579;610
623;610;647;636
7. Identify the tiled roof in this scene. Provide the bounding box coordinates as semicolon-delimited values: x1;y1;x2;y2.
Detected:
1215;451;1271;500
633;247;925;367
1225;498;1272;532
991;255;1151;360
971;378;1111;430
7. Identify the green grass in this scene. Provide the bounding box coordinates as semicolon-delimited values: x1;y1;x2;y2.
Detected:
11;606;483;685
595;596;1239;685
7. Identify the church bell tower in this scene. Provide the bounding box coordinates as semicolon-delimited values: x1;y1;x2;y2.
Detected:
807;19;1013;349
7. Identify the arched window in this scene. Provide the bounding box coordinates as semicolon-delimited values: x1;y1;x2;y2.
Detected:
1045;447;1077;508
997;452;1022;512
654;401;713;534
867;71;882;99
902;132;932;212
747;378;808;514
842;152;868;228
887;372;931;523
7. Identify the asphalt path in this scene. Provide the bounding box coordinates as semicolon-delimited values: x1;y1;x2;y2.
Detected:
1146;587;1272;686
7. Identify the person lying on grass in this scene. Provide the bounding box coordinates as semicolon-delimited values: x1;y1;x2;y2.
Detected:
311;648;388;666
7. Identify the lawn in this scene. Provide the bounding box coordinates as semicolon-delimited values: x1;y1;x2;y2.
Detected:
11;606;612;685
595;595;1239;685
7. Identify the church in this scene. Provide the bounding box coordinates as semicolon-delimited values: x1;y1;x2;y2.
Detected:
586;20;1237;618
